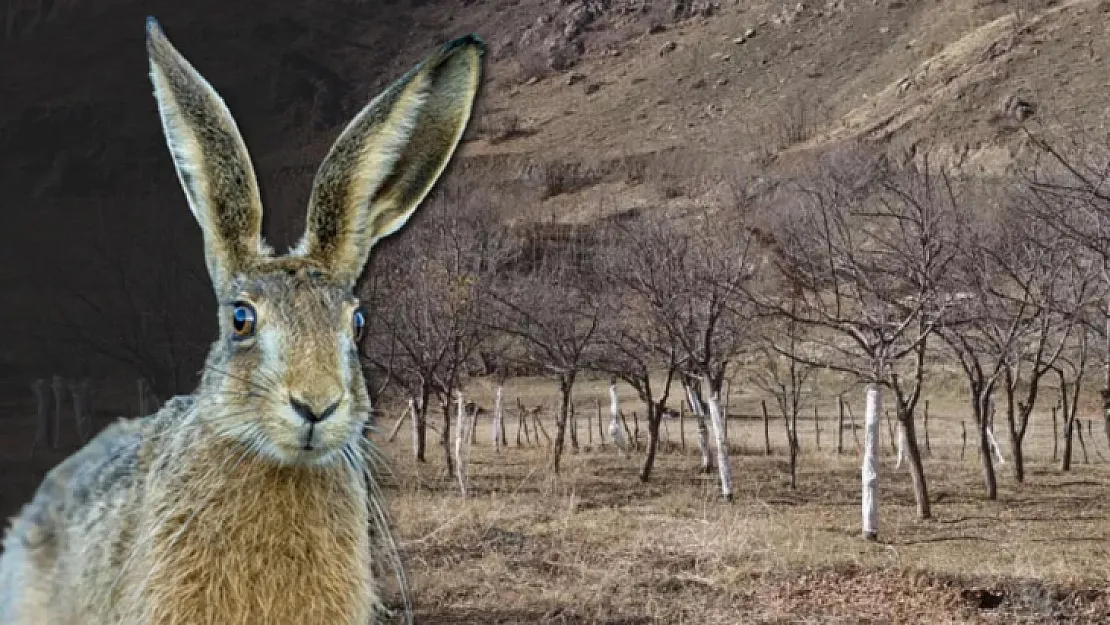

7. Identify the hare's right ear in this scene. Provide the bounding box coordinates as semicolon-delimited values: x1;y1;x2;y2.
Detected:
145;17;265;294
294;35;485;288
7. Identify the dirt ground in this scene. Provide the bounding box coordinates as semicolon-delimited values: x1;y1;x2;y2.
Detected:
1;377;1107;624
369;378;1110;624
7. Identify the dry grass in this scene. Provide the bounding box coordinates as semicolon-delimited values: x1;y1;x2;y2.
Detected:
372;379;1110;624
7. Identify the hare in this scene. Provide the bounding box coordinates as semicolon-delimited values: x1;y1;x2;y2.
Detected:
0;16;483;625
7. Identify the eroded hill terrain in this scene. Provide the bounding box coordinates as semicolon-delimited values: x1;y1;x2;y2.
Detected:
0;0;1107;377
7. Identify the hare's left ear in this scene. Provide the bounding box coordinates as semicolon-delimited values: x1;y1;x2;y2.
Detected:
145;17;266;294
293;35;485;288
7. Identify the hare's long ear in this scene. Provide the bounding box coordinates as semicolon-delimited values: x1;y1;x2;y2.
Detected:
294;35;485;288
145;17;265;293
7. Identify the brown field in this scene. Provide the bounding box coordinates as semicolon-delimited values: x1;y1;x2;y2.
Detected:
1;375;1108;623
371;376;1110;624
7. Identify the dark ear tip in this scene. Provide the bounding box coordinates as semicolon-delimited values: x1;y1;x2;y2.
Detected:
441;33;486;58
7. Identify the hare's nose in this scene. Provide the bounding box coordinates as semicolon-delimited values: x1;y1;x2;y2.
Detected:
290;396;340;424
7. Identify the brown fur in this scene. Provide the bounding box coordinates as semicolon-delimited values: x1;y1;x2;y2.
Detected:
0;17;483;625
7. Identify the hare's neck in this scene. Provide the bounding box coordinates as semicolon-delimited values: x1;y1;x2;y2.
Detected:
134;436;375;625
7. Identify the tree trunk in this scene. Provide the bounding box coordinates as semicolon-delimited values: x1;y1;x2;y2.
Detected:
454;392;469;497
899;408;931;519
519;405;531;446
619;410;633;449
1051;405;1059;462
836;397;844;455
861;383;881;541
813;405;821;451
492;385;505;452
415;390;429;462
894;421;906;470
679;403;686;452
1104;297;1110;454
608;381;630;455
684;380;712;472
640;402;662;482
1077;419;1089;464
69;379;91;445
977;393;998;500
960;420;967;460
552;376;574;474
885;410;897;455
569;404;579;452
696;416;711;472
1060;416;1074;471
1011;431;1025;483
784;406;798;490
596;398;605;443
470;404;479;446
1005;387;1024;483
586;405;593;447
702;376;733;501
762;399;772;456
441;400;455;478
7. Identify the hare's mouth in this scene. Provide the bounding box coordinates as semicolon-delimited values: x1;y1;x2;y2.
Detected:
301;424;319;451
263;418;354;466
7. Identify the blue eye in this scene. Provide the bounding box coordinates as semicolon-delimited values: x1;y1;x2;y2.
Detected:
231;302;256;339
353;308;366;341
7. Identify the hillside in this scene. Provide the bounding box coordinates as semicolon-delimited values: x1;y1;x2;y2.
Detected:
0;0;1108;378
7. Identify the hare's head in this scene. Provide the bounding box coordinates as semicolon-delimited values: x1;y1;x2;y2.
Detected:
145;18;483;465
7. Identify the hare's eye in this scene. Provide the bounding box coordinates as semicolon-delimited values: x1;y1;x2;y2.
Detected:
231;302;257;339
352;308;366;342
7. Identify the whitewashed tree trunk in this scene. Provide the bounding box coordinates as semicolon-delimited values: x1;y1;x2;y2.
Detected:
68;378;91;444
894;421;906;471
862;383;881;540
608;382;629;456
51;375;65;449
409;397;420;458
986;397;1006;465
986;426;1006;465
453;391;472;497
701;377;733;501
684;382;712;472
492;385;504;453
454;392;467;496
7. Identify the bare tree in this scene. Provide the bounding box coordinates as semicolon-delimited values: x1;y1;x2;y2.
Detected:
1023;130;1110;454
489;237;603;474
618;204;762;500
1055;324;1094;471
937;192;1093;495
362;185;507;473
752;292;813;490
997;216;1094;482
592;218;688;482
760;147;958;532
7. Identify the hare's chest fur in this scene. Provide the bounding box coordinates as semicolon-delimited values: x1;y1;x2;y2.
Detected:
119;447;375;625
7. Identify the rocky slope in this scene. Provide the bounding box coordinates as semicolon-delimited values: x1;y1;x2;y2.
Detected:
0;0;1107;374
